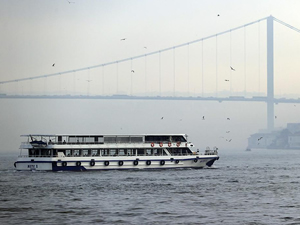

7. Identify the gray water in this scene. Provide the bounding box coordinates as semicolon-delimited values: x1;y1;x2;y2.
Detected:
1;149;300;225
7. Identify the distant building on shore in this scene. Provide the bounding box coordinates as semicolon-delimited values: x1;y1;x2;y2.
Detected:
247;123;300;149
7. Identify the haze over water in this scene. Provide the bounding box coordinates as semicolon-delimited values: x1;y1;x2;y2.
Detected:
1;148;300;225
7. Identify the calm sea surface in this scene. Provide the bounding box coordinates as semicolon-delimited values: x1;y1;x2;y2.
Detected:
0;149;300;225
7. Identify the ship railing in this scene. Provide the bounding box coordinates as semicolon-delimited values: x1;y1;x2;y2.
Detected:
22;141;189;145
204;150;218;155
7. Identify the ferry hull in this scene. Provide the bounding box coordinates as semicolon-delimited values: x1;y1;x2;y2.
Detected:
15;156;219;171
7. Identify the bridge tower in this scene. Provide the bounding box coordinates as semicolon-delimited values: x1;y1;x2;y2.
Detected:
267;15;274;132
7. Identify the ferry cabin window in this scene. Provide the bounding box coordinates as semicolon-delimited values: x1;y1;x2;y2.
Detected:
116;136;130;143
91;149;99;156
137;149;145;155
169;148;192;155
145;136;170;143
104;136;116;143
65;149;72;156
171;136;187;142
82;149;89;156
68;136;84;143
130;136;143;143
73;149;80;156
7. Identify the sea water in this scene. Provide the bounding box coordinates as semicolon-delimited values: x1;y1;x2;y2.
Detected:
0;149;300;225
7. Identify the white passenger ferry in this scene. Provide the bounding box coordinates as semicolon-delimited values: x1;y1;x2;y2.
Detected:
15;134;219;171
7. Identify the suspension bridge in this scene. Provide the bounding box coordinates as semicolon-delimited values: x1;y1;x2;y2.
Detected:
1;15;300;132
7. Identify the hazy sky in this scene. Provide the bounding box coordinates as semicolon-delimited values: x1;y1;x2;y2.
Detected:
1;0;300;97
1;0;300;153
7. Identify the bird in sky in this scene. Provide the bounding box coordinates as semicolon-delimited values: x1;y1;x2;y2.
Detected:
131;70;135;73
86;80;92;82
161;117;164;120
52;63;55;67
120;38;126;41
258;137;263;141
227;118;230;120
230;66;235;71
144;46;147;49
202;116;205;120
226;131;230;133
217;14;220;16
225;79;229;82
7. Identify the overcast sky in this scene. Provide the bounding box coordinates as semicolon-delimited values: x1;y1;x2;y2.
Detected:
1;1;300;152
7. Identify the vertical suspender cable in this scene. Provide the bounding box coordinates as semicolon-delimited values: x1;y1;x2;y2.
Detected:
130;59;133;96
87;68;90;96
187;44;190;96
116;62;118;94
159;51;161;96
258;21;261;95
216;34;218;97
102;66;104;96
244;26;247;97
230;30;232;95
173;47;175;96
73;71;76;96
202;40;204;97
144;55;147;96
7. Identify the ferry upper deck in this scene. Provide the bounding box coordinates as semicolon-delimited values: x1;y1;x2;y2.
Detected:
21;134;189;145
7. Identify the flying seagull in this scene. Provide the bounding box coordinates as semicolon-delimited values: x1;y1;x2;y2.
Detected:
258;137;263;141
120;38;126;41
52;63;55;67
230;66;235;71
225;79;229;82
131;70;135;73
202;116;205;120
67;0;75;3
227;118;230;120
217;14;220;16
161;117;164;120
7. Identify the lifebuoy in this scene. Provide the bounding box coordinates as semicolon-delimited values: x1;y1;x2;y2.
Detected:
194;159;198;163
76;161;81;167
119;161;124;166
62;161;67;167
133;160;138;166
168;142;172;147
160;160;165;166
175;160;179;164
151;143;154;147
146;160;151;166
90;160;95;166
104;161;109;166
176;142;181;147
159;142;163;147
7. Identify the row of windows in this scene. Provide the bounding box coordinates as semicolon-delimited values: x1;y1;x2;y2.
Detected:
28;148;192;157
32;135;187;144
